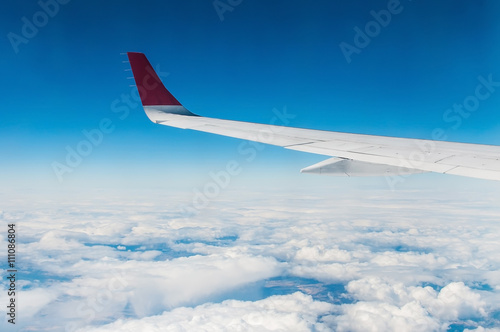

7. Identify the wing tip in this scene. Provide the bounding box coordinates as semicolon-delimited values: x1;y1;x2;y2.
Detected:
127;52;182;107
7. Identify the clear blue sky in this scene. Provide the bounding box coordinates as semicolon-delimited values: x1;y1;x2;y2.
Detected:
2;0;500;190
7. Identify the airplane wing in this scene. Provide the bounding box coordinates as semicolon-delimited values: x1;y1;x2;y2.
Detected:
127;52;500;181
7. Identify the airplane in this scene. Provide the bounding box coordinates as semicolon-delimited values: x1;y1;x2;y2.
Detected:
127;52;500;181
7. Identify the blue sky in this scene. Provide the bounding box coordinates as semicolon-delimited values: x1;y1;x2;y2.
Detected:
2;0;500;190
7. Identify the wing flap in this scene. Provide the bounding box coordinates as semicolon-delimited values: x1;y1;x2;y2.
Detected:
286;143;459;174
436;154;500;172
445;167;500;181
301;157;426;176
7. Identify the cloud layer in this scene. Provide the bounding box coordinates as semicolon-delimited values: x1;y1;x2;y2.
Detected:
1;184;500;331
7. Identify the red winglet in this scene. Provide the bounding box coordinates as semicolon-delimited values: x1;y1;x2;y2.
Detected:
127;52;181;106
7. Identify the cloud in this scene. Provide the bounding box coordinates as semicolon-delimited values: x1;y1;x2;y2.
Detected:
12;253;282;331
1;185;500;331
428;282;487;320
465;328;500;332
332;277;488;331
79;292;334;332
294;245;352;263
332;301;441;332
290;262;361;283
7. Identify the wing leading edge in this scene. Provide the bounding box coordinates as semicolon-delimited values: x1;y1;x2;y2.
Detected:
127;52;500;181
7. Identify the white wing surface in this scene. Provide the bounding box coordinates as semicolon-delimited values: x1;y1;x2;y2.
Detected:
127;52;500;181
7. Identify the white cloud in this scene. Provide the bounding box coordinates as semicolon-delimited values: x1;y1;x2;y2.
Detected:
336;277;489;331
290;262;361;283
294;245;352;263
426;282;487;321
465;327;500;332
1;185;500;331
332;301;441;332
79;292;334;332
16;253;282;331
